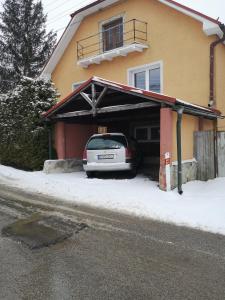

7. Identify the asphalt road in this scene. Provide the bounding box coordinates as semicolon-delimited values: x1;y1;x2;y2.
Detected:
0;183;225;300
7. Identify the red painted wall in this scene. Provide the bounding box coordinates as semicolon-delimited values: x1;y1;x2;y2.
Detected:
160;108;173;159
55;122;97;159
55;122;66;159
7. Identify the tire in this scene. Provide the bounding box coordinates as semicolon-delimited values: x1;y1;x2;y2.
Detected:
86;171;95;178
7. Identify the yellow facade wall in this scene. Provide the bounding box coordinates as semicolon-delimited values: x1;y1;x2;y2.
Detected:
51;0;225;162
172;112;197;162
201;118;215;131
172;113;214;161
52;0;225;105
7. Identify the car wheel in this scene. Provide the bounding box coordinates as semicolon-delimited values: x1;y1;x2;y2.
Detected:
86;171;95;178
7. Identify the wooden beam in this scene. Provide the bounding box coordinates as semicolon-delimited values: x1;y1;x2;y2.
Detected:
91;84;97;116
97;102;158;114
80;92;93;108
54;101;159;119
91;84;96;102
95;87;108;108
55;110;92;119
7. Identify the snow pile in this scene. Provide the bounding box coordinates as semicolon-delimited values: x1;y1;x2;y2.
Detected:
0;164;225;235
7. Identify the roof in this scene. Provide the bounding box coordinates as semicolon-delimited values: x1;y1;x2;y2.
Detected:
41;0;224;78
43;76;221;119
71;0;221;25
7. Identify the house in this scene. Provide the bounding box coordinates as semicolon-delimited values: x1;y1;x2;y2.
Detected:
41;0;225;192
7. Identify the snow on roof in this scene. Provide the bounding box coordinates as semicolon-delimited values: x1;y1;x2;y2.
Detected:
42;76;221;119
41;0;224;78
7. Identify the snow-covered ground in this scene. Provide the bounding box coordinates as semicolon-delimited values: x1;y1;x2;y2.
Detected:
0;164;225;235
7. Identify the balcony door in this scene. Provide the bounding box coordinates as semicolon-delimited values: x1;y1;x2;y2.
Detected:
102;17;123;52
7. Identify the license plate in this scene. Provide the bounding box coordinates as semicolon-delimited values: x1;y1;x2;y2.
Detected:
98;154;114;160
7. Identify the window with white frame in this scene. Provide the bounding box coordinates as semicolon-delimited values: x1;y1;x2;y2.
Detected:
134;125;160;142
128;62;162;93
72;81;85;91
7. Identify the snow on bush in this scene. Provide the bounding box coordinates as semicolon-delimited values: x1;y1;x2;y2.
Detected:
0;78;57;170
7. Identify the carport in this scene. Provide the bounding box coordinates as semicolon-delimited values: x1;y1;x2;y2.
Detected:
43;76;220;192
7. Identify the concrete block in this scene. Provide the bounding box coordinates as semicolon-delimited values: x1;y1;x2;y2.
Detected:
43;159;83;174
171;160;198;189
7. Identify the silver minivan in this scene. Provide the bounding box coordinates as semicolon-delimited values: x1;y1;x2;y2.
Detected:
83;133;138;177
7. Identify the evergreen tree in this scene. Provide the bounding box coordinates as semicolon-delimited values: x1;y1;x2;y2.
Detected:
0;0;56;93
0;78;57;170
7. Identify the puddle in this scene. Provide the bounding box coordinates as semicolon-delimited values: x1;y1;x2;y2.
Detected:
1;214;87;250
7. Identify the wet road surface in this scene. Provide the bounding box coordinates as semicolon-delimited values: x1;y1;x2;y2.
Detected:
0;183;225;300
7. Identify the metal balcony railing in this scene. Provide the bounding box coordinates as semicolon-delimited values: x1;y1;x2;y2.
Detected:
77;19;148;61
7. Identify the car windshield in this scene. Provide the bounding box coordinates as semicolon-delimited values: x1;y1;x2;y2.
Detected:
87;135;127;150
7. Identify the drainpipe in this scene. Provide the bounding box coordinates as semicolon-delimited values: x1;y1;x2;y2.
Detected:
209;23;225;108
176;107;184;195
213;119;218;178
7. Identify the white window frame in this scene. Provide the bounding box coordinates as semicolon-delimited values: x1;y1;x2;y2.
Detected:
127;61;163;93
134;125;160;143
99;13;125;53
72;80;85;91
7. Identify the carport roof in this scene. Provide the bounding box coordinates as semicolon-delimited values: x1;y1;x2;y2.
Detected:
43;76;221;120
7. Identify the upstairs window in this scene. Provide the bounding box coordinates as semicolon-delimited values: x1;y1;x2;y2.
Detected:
128;62;162;93
102;17;123;52
134;71;146;90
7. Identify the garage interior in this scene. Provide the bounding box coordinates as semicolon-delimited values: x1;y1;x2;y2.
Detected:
62;109;160;179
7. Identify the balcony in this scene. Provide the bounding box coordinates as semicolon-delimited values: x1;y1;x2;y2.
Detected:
77;19;149;68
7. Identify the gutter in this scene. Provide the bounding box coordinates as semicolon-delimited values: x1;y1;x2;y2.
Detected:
209;23;225;108
177;106;221;119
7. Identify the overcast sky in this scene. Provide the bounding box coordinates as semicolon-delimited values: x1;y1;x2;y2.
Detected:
41;0;225;38
0;0;224;38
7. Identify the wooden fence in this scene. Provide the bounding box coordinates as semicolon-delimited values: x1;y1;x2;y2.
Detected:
217;131;225;177
194;131;215;181
194;131;225;180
